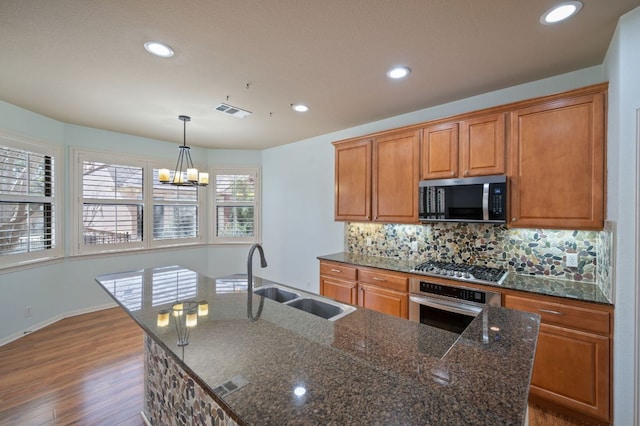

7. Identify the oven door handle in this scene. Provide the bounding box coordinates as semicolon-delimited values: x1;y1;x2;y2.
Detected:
410;295;482;317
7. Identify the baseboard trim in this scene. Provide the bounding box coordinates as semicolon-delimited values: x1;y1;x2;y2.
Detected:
0;302;118;347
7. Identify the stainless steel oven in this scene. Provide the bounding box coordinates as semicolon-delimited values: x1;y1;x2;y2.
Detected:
409;278;501;334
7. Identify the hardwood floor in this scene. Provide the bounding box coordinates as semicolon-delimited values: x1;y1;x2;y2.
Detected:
0;308;145;425
0;307;591;426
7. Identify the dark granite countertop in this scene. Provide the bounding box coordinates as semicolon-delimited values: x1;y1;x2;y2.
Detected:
96;265;539;425
318;252;612;305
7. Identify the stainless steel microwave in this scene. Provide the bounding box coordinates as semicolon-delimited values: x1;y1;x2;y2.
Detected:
418;175;507;223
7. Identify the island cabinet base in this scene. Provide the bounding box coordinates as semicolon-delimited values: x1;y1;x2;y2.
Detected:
143;334;239;426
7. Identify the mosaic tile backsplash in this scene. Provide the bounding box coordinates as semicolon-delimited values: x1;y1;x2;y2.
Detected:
346;222;614;300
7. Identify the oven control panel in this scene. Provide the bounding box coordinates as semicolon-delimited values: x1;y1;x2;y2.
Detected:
419;281;486;304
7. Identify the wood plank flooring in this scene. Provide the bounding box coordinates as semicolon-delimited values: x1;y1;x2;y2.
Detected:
0;308;144;425
0;307;588;425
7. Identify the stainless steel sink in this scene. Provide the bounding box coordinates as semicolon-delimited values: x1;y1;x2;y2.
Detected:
252;283;356;321
285;297;356;321
253;285;300;302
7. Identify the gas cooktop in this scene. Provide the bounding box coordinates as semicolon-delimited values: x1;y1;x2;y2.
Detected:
411;260;508;286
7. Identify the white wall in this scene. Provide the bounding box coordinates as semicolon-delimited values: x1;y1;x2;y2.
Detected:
603;6;640;425
260;66;605;292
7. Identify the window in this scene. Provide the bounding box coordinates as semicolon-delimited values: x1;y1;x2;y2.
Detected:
152;170;199;241
81;160;144;249
73;149;203;255
0;133;61;267
212;168;260;244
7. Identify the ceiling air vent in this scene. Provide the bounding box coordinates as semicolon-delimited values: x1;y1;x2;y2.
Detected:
214;103;252;118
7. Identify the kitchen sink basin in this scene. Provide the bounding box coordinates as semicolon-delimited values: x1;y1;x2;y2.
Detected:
285;297;356;321
253;285;300;302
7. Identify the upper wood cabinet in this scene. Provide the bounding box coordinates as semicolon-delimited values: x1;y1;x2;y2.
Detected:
334;129;420;223
334;138;372;221
334;83;606;229
421;122;459;179
509;90;605;229
460;113;506;177
372;130;420;223
421;113;506;180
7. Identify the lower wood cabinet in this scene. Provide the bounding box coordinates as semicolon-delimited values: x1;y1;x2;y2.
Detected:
357;267;409;318
319;260;409;319
320;276;357;305
358;283;408;319
504;293;612;424
319;261;358;305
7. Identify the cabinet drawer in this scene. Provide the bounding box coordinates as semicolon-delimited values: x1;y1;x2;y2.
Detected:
320;261;357;281
358;268;408;292
504;294;610;335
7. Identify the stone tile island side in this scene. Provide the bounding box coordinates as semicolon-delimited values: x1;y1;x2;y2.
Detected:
96;265;540;425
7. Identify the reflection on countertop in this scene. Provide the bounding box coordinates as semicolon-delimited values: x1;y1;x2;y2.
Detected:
96;265;539;425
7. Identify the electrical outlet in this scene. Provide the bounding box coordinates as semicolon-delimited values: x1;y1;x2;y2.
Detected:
24;306;32;318
566;253;579;268
366;237;372;246
411;241;418;251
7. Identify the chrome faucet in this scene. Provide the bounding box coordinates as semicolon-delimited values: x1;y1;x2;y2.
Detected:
247;243;268;321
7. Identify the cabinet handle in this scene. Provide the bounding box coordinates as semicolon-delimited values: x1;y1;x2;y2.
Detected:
330;269;342;273
373;277;386;282
512;217;517;221
450;171;455;176
464;170;469;176
538;308;564;316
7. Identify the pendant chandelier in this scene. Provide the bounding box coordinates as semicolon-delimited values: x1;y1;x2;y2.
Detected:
158;115;209;186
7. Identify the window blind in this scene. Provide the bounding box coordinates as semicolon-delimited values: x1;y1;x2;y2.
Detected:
0;146;55;256
214;172;256;238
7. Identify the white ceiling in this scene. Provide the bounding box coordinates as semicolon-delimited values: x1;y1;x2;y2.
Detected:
1;1;638;150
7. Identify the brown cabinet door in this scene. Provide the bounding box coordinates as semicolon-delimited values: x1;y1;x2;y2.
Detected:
372;130;420;223
529;324;610;422
320;276;357;305
503;292;612;423
509;92;605;229
334;138;372;221
460;113;506;177
358;283;408;319
421;122;459;179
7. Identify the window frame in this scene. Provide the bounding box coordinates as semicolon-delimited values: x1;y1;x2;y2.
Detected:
210;166;261;245
0;130;63;269
71;148;205;256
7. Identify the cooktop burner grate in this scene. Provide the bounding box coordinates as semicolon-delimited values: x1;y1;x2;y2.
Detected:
411;260;508;285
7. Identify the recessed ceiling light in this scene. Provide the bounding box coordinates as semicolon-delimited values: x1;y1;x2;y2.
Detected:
387;66;411;79
540;1;583;25
144;41;174;58
291;104;309;113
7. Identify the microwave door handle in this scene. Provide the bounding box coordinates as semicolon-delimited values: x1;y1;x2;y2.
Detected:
409;295;482;317
482;183;489;221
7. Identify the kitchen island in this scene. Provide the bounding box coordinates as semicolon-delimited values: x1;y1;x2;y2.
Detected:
96;265;540;425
